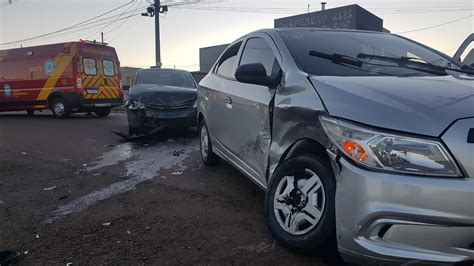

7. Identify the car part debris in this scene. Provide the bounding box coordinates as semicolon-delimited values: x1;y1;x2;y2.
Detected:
0;250;27;265
102;222;111;226
173;150;185;157
58;195;69;200
112;127;161;140
171;170;183;176
35;234;40;239
43;186;56;191
20;152;27;155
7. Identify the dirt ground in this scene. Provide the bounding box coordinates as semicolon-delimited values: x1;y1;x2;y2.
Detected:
0;111;345;265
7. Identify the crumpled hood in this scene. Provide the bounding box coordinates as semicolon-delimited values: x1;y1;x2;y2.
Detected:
129;84;197;107
310;75;474;137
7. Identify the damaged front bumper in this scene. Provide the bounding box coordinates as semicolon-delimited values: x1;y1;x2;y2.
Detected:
126;101;197;137
328;151;474;264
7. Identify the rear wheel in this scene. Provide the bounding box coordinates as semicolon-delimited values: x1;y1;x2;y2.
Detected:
94;108;111;117
26;110;34;116
51;98;70;118
199;120;220;166
264;154;335;253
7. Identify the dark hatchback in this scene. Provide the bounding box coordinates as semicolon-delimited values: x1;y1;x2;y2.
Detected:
125;68;198;136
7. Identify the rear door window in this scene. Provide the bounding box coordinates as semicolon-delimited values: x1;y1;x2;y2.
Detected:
214;41;242;78
102;60;115;76
83;58;97;75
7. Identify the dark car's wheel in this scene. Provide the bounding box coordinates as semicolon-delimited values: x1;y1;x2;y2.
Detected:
264;154;335;253
94;108;111;117
199;120;220;166
51;98;71;118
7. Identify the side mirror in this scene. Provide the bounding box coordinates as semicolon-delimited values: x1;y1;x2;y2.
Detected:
235;63;279;88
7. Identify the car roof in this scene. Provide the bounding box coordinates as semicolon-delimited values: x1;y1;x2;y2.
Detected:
139;68;190;73
249;27;388;36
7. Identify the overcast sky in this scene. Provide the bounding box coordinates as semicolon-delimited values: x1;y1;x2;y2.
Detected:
1;0;473;70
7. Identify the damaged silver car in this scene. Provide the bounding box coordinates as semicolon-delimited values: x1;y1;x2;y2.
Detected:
125;68;198;137
197;28;474;264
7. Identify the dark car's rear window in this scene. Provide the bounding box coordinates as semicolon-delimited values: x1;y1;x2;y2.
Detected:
136;70;196;88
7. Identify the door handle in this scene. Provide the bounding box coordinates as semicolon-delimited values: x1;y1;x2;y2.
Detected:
225;96;232;109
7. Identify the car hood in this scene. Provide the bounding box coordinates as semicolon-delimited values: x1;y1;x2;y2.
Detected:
310;75;474;137
129;84;197;106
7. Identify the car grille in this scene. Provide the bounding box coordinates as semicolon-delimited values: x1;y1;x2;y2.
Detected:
145;100;194;110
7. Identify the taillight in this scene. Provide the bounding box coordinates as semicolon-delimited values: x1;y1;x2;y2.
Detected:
76;75;82;90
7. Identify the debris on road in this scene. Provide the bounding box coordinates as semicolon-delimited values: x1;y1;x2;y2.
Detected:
59;195;69;200
66;262;73;266
35;234;40;239
0;250;27;265
92;173;102;176
171;170;183;176
82;163;88;167
173;150;185;157
43;186;57;191
126;230;131;235
104;144;115;148
102;222;111;226
20;152;27;155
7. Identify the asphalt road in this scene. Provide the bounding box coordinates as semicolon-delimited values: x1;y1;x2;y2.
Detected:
0;111;343;265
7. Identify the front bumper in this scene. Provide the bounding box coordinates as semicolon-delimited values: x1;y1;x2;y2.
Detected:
329;152;474;264
127;106;197;132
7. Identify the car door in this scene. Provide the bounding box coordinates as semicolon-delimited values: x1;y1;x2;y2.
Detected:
222;34;282;186
201;41;243;152
453;33;474;67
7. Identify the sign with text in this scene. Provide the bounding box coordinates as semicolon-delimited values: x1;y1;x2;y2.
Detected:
274;4;383;32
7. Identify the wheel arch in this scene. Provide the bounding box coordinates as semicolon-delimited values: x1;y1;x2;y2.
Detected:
197;112;205;126
47;91;65;108
272;138;332;182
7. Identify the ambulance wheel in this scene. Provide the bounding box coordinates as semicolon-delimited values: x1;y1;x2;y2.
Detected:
26;110;34;116
94;108;111;117
51;98;71;118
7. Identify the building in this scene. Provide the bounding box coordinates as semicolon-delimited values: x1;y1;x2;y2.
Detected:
199;44;229;73
274;4;383;32
121;66;141;90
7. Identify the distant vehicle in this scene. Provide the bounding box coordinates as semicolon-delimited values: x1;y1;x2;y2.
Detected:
124;68;197;137
0;41;123;118
198;28;474;264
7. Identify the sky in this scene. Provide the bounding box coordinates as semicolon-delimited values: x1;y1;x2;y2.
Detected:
0;0;473;71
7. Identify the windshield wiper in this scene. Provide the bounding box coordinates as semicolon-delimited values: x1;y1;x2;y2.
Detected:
357;53;474;76
309;51;363;68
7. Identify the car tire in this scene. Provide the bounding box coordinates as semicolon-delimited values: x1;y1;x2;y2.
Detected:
264;154;336;253
26;110;34;116
94;108;111;117
199;120;220;166
51;98;71;118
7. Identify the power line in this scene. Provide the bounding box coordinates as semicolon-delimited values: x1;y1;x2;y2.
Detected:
0;0;135;46
395;14;473;34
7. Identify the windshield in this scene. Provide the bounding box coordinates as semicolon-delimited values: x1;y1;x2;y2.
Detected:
279;30;459;77
136;70;197;88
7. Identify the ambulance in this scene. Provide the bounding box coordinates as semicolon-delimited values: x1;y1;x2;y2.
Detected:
0;41;123;118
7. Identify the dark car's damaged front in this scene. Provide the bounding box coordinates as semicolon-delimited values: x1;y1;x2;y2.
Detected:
126;68;198;136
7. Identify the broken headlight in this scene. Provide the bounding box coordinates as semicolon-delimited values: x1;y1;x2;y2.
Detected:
126;99;146;110
320;116;461;177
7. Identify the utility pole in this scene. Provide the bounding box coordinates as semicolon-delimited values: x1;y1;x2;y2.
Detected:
101;32;104;45
142;0;167;68
154;0;161;68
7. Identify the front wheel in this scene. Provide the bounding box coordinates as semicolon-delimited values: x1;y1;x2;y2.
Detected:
199;120;220;166
94;108;111;117
264;154;335;253
51;98;70;118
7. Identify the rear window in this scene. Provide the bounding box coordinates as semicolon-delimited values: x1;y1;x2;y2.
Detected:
102;60;115;76
83;58;97;76
136;70;197;88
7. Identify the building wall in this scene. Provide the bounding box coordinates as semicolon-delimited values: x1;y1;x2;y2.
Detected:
199;44;229;73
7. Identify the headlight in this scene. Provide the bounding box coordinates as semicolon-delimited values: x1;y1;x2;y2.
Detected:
320;116;461;177
126;99;145;110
